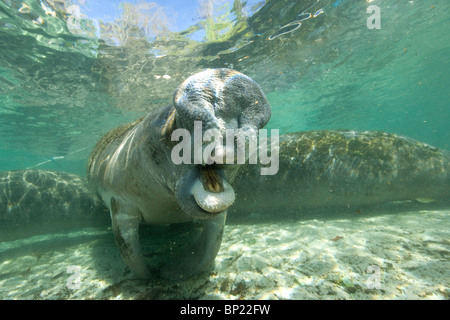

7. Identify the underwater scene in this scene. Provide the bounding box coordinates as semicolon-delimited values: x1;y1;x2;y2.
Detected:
0;0;449;300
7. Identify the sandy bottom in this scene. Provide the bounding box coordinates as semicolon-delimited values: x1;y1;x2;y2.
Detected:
0;208;449;300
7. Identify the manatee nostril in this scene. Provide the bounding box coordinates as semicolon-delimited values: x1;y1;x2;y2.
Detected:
198;166;224;193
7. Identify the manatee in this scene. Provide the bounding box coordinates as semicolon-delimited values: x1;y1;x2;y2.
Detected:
87;68;271;280
230;130;450;219
0;169;109;241
2;129;449;268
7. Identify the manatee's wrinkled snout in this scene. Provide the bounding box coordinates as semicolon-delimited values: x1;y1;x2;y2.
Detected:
173;68;271;138
172;68;270;219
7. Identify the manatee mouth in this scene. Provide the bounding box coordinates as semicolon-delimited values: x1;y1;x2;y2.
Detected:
192;166;235;213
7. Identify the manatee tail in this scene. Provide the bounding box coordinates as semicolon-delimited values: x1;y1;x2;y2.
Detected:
0;170;109;241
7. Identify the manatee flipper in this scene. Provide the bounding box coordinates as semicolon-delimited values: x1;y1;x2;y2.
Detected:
110;197;150;279
161;212;227;281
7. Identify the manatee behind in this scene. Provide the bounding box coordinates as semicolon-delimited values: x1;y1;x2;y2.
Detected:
0;170;109;241
229;130;450;221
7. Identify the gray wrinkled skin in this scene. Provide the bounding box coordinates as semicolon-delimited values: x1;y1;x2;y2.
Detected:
87;69;271;280
230;130;450;220
0;169;109;241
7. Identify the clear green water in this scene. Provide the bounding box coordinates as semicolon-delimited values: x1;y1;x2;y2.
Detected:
0;0;449;300
1;0;449;176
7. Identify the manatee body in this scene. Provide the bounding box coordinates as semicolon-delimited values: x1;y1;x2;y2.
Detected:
87;69;271;280
2;129;448;252
230;130;450;219
0;169;109;241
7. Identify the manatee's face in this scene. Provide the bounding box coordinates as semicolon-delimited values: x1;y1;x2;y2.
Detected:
168;68;271;219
